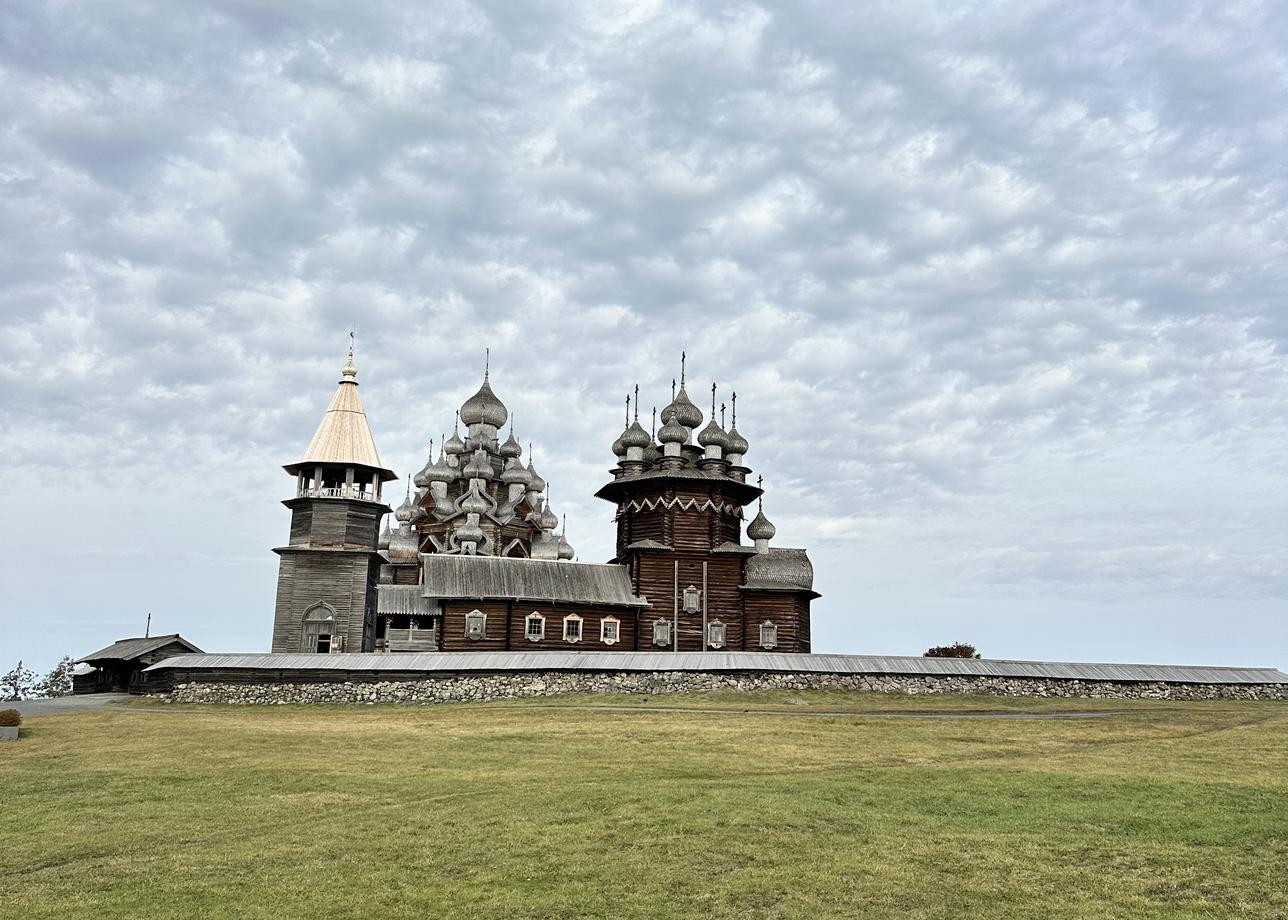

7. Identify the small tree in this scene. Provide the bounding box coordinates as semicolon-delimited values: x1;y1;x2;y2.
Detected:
924;642;982;659
1;661;37;701
35;656;76;698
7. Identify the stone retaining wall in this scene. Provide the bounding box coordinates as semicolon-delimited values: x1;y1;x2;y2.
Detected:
154;670;1288;704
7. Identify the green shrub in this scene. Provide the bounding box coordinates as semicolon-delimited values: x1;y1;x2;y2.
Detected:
0;708;21;727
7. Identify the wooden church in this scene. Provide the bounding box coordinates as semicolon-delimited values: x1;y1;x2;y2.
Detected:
270;347;818;655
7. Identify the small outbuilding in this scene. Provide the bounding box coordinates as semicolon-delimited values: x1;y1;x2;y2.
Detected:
75;634;204;694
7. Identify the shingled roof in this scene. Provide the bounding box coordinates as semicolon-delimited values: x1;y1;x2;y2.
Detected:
77;634;203;664
420;554;648;607
743;548;816;593
285;355;395;479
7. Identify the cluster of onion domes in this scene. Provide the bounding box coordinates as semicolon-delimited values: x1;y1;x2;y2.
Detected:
389;364;573;560
610;363;752;481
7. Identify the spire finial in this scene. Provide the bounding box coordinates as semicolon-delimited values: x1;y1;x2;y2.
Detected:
405;477;411;500
651;406;657;438
341;331;358;378
671;378;676;401
711;381;717;415
633;384;639;421
454;410;460;433
625;393;631;426
731;391;737;427
757;475;764;511
562;512;567;536
681;351;687;387
721;402;726;428
484;347;490;379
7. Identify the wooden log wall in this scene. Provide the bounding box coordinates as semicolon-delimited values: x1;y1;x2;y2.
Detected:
439;600;642;651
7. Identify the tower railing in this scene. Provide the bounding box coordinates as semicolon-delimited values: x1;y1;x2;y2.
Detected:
297;485;379;501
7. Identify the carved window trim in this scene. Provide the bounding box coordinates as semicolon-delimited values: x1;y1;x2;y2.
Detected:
525;612;545;642
302;602;337;655
707;620;726;650
464;609;486;641
600;615;620;646
563;613;583;643
759;620;778;650
652;619;671;648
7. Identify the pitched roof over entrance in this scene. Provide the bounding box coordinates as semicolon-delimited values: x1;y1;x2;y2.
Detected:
78;634;203;664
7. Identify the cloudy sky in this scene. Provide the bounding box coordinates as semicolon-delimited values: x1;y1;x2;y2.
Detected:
3;0;1286;674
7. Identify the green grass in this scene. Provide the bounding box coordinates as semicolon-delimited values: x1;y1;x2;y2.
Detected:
3;693;1287;919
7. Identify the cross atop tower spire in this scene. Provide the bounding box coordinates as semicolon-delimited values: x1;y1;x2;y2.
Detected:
680;351;687;387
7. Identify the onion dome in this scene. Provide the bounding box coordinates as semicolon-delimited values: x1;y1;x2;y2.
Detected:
444;423;466;456
460;373;508;428
557;535;574;560
378;517;392;550
421;445;456;484
455;517;485;546
462;448;494;480
746;507;777;541
725;426;749;456
658;416;688;444
526;456;546;494
697;418;729;450
459;488;492;516
611;425;630;458
622;420;652;451
394;488;416;524
661;386;702;429
499;428;522;459
539;500;559;531
501;458;532;487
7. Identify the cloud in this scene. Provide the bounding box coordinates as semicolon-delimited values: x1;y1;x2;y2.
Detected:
2;0;1286;669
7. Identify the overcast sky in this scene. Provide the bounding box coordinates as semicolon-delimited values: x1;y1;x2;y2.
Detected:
3;0;1286;674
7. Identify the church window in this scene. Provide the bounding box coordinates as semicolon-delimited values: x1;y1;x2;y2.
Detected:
707;620;726;650
759;621;778;650
465;610;486;641
563;614;582;643
302;603;337;655
525;612;545;642
652;619;671;648
600;616;620;645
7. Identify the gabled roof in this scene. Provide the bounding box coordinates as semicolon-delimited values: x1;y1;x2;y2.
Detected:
286;359;395;479
78;634;203;664
421;554;648;608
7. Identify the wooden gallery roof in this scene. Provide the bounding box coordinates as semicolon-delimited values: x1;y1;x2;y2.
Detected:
419;554;649;608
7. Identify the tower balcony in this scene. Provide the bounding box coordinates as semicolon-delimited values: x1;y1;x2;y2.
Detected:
296;484;382;502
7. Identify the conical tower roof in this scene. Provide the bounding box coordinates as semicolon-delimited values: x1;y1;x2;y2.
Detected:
286;348;396;480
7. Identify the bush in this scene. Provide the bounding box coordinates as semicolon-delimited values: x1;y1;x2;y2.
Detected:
924;643;982;659
0;709;21;727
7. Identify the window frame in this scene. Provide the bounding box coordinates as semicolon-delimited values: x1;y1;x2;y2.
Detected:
759;620;778;650
600;615;620;646
525;612;546;642
707;620;726;650
562;613;583;643
464;609;487;641
652;618;671;648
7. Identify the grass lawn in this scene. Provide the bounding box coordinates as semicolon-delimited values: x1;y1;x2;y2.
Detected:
2;692;1286;919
